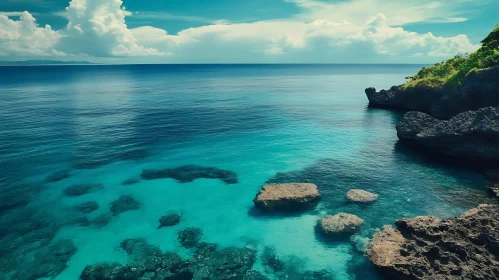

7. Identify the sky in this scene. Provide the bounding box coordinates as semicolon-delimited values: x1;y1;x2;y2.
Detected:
0;0;497;64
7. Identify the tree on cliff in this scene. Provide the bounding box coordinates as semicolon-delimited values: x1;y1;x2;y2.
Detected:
481;25;499;50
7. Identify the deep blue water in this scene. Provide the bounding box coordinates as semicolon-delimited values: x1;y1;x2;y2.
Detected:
0;64;493;279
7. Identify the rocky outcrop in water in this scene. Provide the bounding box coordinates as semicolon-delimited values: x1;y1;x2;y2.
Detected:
63;183;104;197
110;195;141;216
317;213;364;236
141;165;238;184
346;189;378;203
368;204;499;280
253;183;320;212
366;65;499;119
396;106;499;163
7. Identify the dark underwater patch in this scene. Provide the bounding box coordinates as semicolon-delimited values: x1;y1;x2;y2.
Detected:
141;165;238;185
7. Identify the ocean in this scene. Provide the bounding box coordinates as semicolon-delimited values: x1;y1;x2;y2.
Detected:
0;64;492;279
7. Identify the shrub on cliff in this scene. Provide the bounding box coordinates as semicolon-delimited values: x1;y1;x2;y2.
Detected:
406;25;499;88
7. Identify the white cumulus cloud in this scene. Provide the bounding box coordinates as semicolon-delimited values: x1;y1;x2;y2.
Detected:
0;11;61;56
0;0;484;62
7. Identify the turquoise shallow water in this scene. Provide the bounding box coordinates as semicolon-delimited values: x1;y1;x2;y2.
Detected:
0;65;494;279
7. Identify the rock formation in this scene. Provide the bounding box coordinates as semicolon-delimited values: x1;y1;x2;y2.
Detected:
396;106;499;163
122;177;141;186
366;65;499;119
368;204;499;280
317;213;364;236
253;183;320;211
141;165;238;184
346;189;378;203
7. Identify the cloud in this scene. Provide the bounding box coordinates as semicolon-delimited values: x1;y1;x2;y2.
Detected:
56;0;163;57
0;0;484;62
0;11;62;56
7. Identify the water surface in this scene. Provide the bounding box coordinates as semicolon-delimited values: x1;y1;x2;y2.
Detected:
0;64;492;279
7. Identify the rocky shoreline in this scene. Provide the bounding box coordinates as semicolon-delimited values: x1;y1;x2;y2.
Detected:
368;205;499;280
366;65;499;119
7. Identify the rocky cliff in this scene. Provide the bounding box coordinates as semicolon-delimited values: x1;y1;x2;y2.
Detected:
368;204;499;280
366;65;499;119
396;106;499;164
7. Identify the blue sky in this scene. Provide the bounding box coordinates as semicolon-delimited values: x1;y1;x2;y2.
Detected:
0;0;497;63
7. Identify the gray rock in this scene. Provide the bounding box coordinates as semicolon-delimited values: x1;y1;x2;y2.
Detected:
317;213;364;236
396;106;499;162
366;65;499;119
253;183;320;212
368;204;499;280
63;184;104;197
346;189;378;203
110;195;141;216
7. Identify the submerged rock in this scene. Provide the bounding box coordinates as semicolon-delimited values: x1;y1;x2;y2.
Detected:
261;247;284;273
368;204;499;280
317;213;364;236
11;239;77;280
80;237;258;280
365;65;499;119
178;228;203;248
45;170;71;183
141;165;238;184
346;189;378;203
89;213;112;228
63;183;104;197
74;201;99;214
110;195;141;216
253;183;320;212
122;177;141;186
396;106;499;163
158;213;182;229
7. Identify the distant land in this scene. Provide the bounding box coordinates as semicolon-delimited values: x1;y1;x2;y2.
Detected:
0;60;94;66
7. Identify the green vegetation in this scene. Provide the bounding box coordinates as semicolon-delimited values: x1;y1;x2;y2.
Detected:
405;25;499;89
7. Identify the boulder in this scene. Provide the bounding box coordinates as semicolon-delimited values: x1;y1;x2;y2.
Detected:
365;65;499;119
141;165;238;184
45;170;71;183
63;184;104;197
368;204;499;280
158;213;181;229
74;201;99;214
317;213;364;236
346;189;378;203
396;106;499;163
110;195;141;216
178;228;203;248
253;183;320;211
